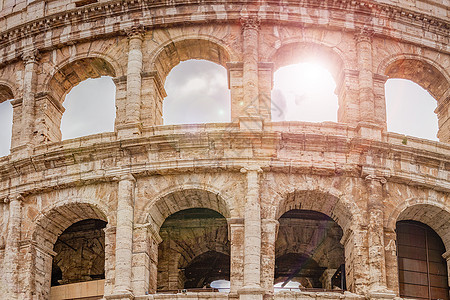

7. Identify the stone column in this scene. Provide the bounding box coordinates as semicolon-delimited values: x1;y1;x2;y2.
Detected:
320;269;337;290
355;29;375;124
258;62;274;122
229;218;245;294
15;51;39;155
239;166;264;300
365;175;395;299
110;174;136;299
373;74;389;130
3;195;23;299
118;26;145;138
240;17;262;130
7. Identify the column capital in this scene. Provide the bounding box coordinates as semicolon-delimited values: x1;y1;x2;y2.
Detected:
240;165;263;174
118;173;136;183
21;49;40;64
240;16;260;32
4;194;24;204
365;174;387;184
125;24;146;40
354;27;374;44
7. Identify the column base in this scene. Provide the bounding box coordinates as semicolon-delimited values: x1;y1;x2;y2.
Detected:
239;117;263;131
117;123;142;139
238;286;265;300
356;122;383;140
105;290;135;300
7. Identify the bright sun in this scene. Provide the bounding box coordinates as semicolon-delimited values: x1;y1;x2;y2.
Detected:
271;62;338;123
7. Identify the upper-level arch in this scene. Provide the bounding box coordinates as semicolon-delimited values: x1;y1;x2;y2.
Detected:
45;55;119;104
0;81;14;103
268;40;347;85
378;54;449;103
149;35;234;84
378;54;450;142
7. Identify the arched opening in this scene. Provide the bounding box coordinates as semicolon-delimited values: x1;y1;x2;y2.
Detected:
157;208;230;292
0;84;14;156
45;57;116;142
61;77;116;140
396;221;449;300
51;219;107;286
275;209;345;292
385;79;438;141
32;202;109;300
383;58;450;142
151;38;232;126
272;63;338;122
270;43;344;123
163;60;230;125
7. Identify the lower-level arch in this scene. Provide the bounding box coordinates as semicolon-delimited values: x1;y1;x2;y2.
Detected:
29;201;111;300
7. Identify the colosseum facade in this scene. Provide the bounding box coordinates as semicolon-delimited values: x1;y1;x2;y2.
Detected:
0;0;449;299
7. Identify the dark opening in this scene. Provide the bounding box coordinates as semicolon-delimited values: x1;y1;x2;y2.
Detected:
51;219;107;286
275;209;346;291
183;251;230;289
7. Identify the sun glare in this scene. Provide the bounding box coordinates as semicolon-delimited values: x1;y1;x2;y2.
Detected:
272;62;338;122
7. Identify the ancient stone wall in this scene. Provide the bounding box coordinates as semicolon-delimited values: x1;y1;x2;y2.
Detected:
0;0;449;300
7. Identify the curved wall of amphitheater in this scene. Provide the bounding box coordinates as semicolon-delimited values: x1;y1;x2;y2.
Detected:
0;0;449;300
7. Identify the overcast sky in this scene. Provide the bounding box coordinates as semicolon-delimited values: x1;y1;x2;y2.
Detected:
0;60;439;157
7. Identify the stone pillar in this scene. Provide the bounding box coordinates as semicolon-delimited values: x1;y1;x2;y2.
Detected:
227;62;244;121
260;219;278;295
365;175;395;299
3;195;23;299
118;25;145;138
258;63;274;122
141;72;166;127
320;269;337;290
384;229;399;294
337;69;360;125
110;174;136;299
442;250;450;290
103;225;116;297
34;92;65;144
131;223;162;296
436;94;450;143
239;166;264;300
373;74;389;131
229;218;245;294
240;17;262;130
341;225;370;295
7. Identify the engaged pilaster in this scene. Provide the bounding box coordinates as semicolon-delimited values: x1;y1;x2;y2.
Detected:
3;195;23;299
118;25;145;138
239;166;264;300
365;175;395;299
239;17;263;130
12;50;39;157
355;29;383;140
110;174;136;299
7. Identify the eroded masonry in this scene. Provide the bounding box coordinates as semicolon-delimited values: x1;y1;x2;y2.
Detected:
0;0;449;299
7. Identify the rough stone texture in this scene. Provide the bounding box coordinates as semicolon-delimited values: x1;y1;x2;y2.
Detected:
0;0;449;300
